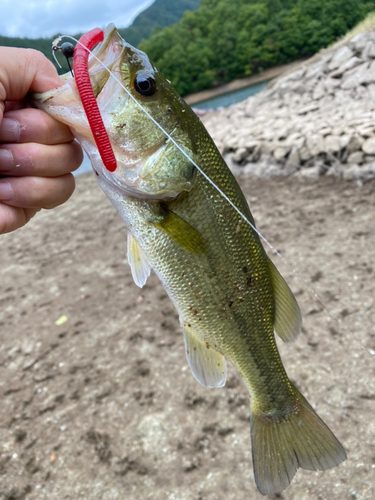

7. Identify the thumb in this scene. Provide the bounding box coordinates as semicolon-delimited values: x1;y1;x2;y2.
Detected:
0;47;63;103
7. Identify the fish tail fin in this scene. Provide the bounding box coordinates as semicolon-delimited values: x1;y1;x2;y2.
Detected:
250;387;346;496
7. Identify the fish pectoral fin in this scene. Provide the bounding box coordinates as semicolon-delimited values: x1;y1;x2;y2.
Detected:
267;258;302;343
182;323;227;388
127;231;151;288
153;208;208;254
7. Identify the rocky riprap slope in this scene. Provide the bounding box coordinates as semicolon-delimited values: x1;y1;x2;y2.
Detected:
204;30;375;183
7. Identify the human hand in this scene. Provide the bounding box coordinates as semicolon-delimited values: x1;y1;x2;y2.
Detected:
0;47;83;234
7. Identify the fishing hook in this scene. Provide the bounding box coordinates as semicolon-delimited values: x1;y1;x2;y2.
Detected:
52;37;75;77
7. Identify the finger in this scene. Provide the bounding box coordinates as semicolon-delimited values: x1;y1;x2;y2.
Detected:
0;48;63;102
0;174;75;210
0;204;38;234
0;108;75;144
0;140;83;177
4;101;24;113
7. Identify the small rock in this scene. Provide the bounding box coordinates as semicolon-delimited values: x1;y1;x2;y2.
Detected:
289;68;306;80
343;163;375;183
248;145;261;162
318;127;332;136
298;165;322;179
341;62;369;89
223;153;235;171
349;32;370;53
305;61;324;80
328;46;354;70
313;80;326;100
357;124;374;138
232;147;248;163
275;126;291;140
239;140;260;152
324;77;341;92
340;134;352;149
182;455;201;472
285;133;305;149
260;142;273;156
331;125;344;137
364;155;375;163
329;56;363;78
297;102;320;115
357;163;375;182
347;151;364;164
273;146;290;161
306;134;324;156
362;137;375;154
299;146;312;161
325;135;341;153
346;134;364;154
368;83;375;100
284;148;300;172
358;59;375;84
362;40;375;59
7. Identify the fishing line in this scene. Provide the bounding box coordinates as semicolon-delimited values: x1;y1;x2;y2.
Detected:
57;33;374;359
57;35;281;251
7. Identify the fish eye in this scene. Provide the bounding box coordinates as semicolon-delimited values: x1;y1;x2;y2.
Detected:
134;74;157;97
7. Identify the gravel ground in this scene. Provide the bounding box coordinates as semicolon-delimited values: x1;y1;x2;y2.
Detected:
0;173;374;500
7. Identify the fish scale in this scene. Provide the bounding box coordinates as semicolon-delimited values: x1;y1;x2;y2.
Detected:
31;23;346;496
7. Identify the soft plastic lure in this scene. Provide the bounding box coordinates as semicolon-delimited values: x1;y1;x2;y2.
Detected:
72;28;117;172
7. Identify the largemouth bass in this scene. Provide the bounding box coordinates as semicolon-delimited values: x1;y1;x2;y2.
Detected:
32;24;346;495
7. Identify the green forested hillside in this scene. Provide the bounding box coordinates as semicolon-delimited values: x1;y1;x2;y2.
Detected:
0;0;200;74
0;33;75;74
119;0;200;46
1;0;373;95
140;0;375;95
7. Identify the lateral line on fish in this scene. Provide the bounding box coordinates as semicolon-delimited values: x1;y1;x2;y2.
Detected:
60;34;374;360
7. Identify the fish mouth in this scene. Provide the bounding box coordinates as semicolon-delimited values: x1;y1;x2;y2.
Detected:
31;24;124;105
80;24;125;96
31;24;196;199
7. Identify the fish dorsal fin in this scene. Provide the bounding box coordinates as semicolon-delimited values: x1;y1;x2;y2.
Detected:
127;231;151;288
182;323;227;388
153;207;208;254
267;258;302;344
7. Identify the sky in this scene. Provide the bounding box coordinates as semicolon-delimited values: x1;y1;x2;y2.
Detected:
1;0;155;39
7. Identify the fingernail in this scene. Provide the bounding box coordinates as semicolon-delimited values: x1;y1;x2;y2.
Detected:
0;148;14;169
0;118;20;142
0;181;14;201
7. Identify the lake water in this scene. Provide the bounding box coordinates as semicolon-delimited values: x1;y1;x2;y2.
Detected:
192;79;271;111
74;79;270;176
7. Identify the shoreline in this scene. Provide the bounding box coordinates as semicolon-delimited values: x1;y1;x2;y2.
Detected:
184;59;308;105
183;29;364;106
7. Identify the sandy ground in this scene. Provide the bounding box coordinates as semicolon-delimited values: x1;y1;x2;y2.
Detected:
0;172;375;500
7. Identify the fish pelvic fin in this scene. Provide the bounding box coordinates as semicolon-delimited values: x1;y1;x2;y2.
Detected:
153;207;208;255
250;388;346;496
267;257;302;343
182;322;227;388
127;231;151;288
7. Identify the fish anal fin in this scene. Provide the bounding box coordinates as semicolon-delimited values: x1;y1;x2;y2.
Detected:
153;209;208;254
182;323;227;388
251;388;346;495
267;258;302;343
127;231;151;288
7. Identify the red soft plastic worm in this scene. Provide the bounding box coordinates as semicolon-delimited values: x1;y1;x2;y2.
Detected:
73;28;117;172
